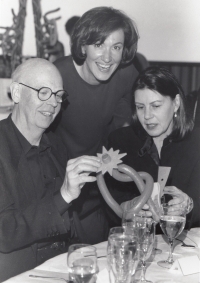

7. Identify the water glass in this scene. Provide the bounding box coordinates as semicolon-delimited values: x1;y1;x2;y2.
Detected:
108;228;138;278
67;244;98;283
110;248;133;283
107;227;128;270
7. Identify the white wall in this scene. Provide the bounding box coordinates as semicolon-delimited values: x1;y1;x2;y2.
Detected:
0;0;200;62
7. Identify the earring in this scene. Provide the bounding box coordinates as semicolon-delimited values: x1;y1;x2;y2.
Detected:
174;112;177;118
81;47;86;55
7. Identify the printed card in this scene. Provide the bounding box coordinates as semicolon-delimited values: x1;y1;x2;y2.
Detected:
178;255;200;275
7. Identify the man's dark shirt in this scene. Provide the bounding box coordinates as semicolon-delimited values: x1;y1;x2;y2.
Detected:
12;120;70;215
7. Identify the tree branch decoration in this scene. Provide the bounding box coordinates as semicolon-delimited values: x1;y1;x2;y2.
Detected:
0;0;27;76
32;0;61;60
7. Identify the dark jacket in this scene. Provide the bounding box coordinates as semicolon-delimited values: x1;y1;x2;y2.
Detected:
106;125;200;229
0;116;101;281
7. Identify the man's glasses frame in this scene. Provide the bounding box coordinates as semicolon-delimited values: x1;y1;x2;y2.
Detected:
19;82;68;103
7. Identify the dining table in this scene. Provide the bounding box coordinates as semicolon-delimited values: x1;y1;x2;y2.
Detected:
2;228;200;283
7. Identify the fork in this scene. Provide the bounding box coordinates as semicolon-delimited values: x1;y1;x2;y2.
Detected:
176;238;195;248
29;274;72;282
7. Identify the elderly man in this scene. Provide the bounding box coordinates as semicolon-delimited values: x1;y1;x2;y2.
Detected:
0;58;101;281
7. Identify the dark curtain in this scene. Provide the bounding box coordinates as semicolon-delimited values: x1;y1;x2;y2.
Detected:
149;62;200;96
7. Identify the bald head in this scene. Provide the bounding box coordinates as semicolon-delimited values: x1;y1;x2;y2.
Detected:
12;58;62;84
10;58;64;145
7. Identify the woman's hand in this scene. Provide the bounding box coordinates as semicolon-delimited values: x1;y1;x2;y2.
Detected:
60;156;101;203
163;186;193;215
120;197;153;217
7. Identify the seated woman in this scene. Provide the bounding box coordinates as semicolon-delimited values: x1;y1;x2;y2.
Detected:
106;67;199;229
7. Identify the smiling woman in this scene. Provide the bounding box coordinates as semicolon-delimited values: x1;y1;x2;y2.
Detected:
50;6;139;245
80;29;125;85
52;6;139;159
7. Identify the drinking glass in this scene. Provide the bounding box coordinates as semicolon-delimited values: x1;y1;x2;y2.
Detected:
107;227;126;270
67;244;98;283
157;192;187;269
108;227;138;277
122;209;146;238
122;207;161;256
135;216;155;283
122;210;146;270
110;248;133;283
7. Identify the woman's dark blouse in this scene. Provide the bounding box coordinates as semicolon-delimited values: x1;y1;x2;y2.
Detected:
52;56;138;158
106;125;200;229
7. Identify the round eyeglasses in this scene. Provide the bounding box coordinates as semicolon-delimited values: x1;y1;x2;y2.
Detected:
19;82;68;103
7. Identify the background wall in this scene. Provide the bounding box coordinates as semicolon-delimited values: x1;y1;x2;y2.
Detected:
0;0;200;62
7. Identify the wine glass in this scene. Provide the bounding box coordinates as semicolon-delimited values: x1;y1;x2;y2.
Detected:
122;207;161;256
67;244;99;283
135;215;155;283
157;192;187;269
110;248;133;283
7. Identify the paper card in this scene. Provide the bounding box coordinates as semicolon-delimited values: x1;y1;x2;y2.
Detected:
157;166;171;195
178;255;200;275
169;260;182;273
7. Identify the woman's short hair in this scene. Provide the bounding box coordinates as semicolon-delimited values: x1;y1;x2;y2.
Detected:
71;6;138;65
132;67;194;139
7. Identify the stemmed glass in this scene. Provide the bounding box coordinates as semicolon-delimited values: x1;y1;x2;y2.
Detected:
122;209;145;238
122;208;159;256
135;215;155;283
67;244;99;283
157;192;187;269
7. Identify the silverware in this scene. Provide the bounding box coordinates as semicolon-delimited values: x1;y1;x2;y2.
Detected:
29;274;72;282
176;238;195;248
84;254;106;258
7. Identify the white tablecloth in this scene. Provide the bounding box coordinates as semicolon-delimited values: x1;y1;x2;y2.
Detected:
3;228;200;283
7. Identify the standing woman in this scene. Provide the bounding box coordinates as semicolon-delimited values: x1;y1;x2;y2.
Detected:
50;7;138;244
107;67;199;229
51;6;139;158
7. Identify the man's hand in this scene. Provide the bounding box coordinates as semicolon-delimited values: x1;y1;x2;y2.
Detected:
60;156;101;203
